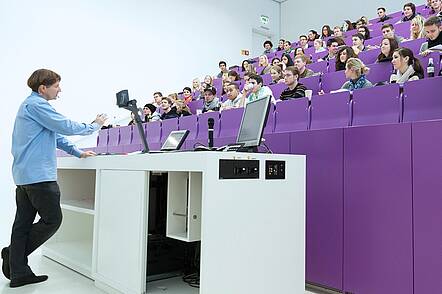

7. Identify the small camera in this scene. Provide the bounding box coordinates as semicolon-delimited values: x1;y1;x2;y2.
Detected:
116;89;130;108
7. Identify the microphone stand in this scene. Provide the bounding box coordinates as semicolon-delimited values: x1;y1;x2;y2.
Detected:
123;100;150;153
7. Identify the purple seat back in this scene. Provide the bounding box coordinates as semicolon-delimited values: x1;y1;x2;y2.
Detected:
352;83;401;126
255;66;265;75
366;62;394;84
417;52;441;78
321;70;347;93
213;78;223;97
310;91;351;130
146;121;161;143
403;76;442;122
95;129;109;153
358;48;381;65
179;115;198;140
269;83;287;100
394;22;412;39
160;118;179;144
197;112;220;141
127;123;147;152
264;104;275;134
300;75;321;95
328;59;337;73
262;74;272;86
107;127;121;153
307;60;328;74
219;108;244;138
401;38;426;54
304;46;315;55
274;98;309;132
310;51;326;63
188;99;204;114
119;125;132;146
365;35;383;47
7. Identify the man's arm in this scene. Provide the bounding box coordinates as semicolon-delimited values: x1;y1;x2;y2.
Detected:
56;134;96;158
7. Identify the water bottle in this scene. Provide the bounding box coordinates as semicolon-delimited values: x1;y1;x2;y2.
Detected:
427;58;435;78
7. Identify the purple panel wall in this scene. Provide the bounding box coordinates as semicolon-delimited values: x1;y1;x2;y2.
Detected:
403;76;442;122
160;118;179;145
107;127;122;153
290;129;344;291
411;120;442;294
146;121;162;151
95;129;109;154
310;91;351;130
343;124;413;294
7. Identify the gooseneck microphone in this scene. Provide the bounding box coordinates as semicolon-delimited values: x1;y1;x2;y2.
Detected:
208;118;214;149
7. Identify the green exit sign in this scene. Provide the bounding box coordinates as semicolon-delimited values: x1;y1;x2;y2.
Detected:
260;15;269;25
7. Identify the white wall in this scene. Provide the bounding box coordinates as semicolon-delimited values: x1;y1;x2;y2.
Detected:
0;0;279;245
281;0;410;41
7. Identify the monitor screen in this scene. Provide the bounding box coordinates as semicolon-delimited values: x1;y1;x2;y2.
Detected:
161;130;189;151
236;96;270;147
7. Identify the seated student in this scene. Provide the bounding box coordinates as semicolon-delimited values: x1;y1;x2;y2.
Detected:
227;70;240;82
409;15;427;40
358;25;371;40
430;0;442;18
143;104;161;122
277;39;285;51
321;37;345;61
152;91;163;108
128;112;137;126
382;23;405;44
341;58;373;91
314;39;327;53
202;86;221;113
202;75;213;88
283;40;294;54
246;74;275;104
281;53;294;70
343;20;354;32
160;97;179;120
321;25;333;39
280;66;308;100
192;78;203;93
269;65;284;84
377;7;391;22
376;37;399;62
294;47;308;59
333;26;344;38
221;82;244;110
336;46;358;71
390;48;424;83
355;17;367;29
263;40;274;54
299;35;309;49
352;33;367;55
175;100;192;117
271;57;281;66
217;61;229;79
241;59;256;74
400;2;417;23
420;16;442;55
258;55;272;75
182;87;193;104
308;30;320;43
294;55;315;78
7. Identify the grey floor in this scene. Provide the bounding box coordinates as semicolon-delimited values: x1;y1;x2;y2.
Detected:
0;251;320;294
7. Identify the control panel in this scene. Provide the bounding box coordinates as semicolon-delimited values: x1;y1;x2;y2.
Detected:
265;160;286;179
219;159;259;179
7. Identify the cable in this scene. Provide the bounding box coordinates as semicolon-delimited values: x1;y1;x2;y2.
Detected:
261;141;273;154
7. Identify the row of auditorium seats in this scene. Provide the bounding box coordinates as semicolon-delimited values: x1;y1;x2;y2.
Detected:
58;76;441;156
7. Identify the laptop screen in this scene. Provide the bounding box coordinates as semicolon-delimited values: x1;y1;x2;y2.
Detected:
161;130;189;151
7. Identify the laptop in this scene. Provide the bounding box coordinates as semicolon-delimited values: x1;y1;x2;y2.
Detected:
150;130;189;153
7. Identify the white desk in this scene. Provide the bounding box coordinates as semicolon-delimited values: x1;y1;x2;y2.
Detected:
42;152;305;294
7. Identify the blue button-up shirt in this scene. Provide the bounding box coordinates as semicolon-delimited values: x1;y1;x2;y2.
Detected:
12;92;100;185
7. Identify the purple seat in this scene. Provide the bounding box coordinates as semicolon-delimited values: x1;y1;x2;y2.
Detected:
352;83;401;126
194;112;221;147
179;115;199;150
307;60;328;74
269;83;287;100
310;51;326;63
217;108;244;146
403;76;442;122
262;74;272;86
358;48;381;65
310;91;351;130
394;22;412;39
146;121;162;151
387;11;403;19
213;78;223;97
321;70;347;93
327;59;337;73
401;38;426;54
160;118;179;145
255;66;265;75
107;127;122;153
365;35;383;47
366;62;394;84
188;99;204;114
95;129;108;153
304;46;315;55
119;125;133;153
126;123;146;153
274;98;310;132
300;75;320;95
416;51;441;78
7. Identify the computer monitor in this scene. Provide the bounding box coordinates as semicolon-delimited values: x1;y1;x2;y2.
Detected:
161;130;189;151
236;96;271;148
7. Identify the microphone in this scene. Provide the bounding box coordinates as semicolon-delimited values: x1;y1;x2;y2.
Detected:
208;118;214;149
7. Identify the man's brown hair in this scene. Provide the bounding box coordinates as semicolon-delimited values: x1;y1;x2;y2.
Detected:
424;16;442;27
27;69;61;92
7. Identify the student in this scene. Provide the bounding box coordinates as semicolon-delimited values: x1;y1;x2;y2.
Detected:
246;74;274;104
390;48;424;83
192;78;202;93
299;35;309;49
308;30;320;42
182;87;193;104
283;40;294;54
409;15;427;40
321;25;333;39
401;2;417;22
420;16;442;55
430;0;442;18
343;20;354;32
271;57;281;66
263;40;274;54
382;23;405;44
294;47;306;58
269;65;284;84
216;61;228;79
281;53;294;70
174;100;192;117
352;33;367;55
335;46;358;71
314;39;327;53
277;39;285;51
202;86;220;113
152;91;163;108
202;75;213;88
377;7;391;22
221;82;244;110
376;37;399;62
333;26;344;38
358;26;371;40
321;37;345;61
294;55;315;78
143;104;160;122
341;58;373;91
227;70;240;82
280;66;307;100
160;97;179;120
258;55;272;75
5;69;106;288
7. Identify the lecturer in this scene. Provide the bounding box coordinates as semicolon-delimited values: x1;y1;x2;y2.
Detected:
1;69;107;288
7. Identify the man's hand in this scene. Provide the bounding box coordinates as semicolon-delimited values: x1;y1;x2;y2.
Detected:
94;114;108;126
80;151;97;158
420;49;432;57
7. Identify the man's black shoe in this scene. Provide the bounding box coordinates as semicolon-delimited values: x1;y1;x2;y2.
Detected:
10;274;48;288
1;247;10;280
